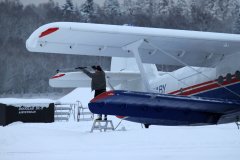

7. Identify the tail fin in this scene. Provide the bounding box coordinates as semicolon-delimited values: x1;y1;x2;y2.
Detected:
143;64;159;81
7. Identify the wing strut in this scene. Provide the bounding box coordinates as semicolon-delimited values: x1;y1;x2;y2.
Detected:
236;122;240;129
122;39;151;92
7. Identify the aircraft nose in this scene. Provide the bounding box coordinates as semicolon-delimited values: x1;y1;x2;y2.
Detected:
90;90;115;103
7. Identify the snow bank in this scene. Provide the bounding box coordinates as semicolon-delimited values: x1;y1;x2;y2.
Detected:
0;122;240;160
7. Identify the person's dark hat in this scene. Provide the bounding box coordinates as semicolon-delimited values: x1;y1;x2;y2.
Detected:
92;65;103;71
92;66;97;70
96;66;102;71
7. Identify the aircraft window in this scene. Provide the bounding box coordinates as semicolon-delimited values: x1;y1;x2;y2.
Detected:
217;76;224;84
226;73;232;82
236;71;240;80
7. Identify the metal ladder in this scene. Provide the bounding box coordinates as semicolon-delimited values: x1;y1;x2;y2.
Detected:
76;101;94;121
90;120;115;132
54;103;74;121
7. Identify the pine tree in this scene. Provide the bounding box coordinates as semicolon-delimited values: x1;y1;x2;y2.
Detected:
166;0;189;29
203;0;240;21
233;12;240;34
154;0;171;16
223;0;240;20
122;0;134;16
121;0;134;24
134;0;155;15
38;0;63;22
103;0;121;24
81;0;94;22
62;0;75;21
133;0;157;26
103;0;120;16
144;0;154;16
190;0;222;32
175;0;189;17
62;0;74;12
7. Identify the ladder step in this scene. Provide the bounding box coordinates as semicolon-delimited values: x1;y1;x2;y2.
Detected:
55;112;70;116
78;118;93;121
81;112;93;115
80;107;89;110
55;107;71;110
54;117;69;121
90;120;114;132
95;120;112;122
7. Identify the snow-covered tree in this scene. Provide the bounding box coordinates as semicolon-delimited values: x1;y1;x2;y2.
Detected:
190;1;214;31
81;0;94;22
203;0;240;21
103;0;121;24
165;0;189;29
80;0;102;23
62;0;73;12
175;0;190;17
153;0;172;16
122;0;134;16
222;0;240;20
233;12;240;34
134;0;155;16
62;0;75;20
37;0;63;22
103;0;120;16
121;0;135;24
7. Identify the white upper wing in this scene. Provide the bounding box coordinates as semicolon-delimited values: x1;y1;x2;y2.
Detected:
26;22;240;67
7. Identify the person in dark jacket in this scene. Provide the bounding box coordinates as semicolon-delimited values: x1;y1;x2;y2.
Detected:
76;65;107;121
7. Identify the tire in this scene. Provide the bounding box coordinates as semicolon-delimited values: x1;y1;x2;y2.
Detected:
144;124;150;128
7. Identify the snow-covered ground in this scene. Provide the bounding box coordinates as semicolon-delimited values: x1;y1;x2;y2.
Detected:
1;88;240;160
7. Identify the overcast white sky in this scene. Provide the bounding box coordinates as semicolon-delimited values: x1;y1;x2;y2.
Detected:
21;0;107;6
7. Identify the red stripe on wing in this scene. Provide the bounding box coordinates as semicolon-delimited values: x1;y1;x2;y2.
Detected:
51;74;65;79
39;27;59;38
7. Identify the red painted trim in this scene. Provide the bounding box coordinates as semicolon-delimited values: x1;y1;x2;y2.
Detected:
169;74;239;95
90;90;114;103
51;74;65;79
180;83;220;96
169;80;216;94
183;80;216;91
39;27;59;38
179;77;239;96
116;116;125;119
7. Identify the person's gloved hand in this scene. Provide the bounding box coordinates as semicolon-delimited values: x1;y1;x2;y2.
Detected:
75;67;86;70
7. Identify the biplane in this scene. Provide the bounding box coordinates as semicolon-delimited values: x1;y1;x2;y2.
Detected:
27;22;240;128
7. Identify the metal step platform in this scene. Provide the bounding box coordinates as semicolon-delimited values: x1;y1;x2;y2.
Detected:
54;116;69;121
54;103;74;122
90;120;114;132
76;101;94;122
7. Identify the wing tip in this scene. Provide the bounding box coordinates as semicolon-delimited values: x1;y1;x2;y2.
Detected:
39;27;59;38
